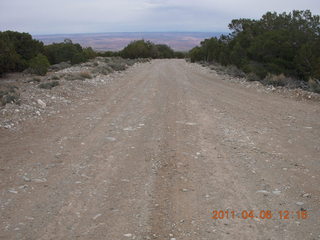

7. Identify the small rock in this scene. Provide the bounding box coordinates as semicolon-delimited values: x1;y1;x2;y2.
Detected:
296;202;304;206
124;233;132;237
181;188;188;192
272;190;281;195
93;213;102;220
22;176;31;182
37;99;46;108
256;190;269;194
8;189;18;194
302;193;311;198
105;137;116;141
32;178;47;183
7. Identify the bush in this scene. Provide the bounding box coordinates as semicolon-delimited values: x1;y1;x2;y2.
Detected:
108;62;127;71
49;62;71;71
308;78;320;93
38;81;59;89
263;74;293;87
0;31;44;75
0;85;20;105
44;39;96;65
121;40;158;59
246;72;261;82
92;66;113;75
225;65;246;78
51;75;60;80
29;54;50;75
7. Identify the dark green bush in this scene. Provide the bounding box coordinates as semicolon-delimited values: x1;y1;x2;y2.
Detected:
121;40;158;59
29;54;50;75
0;31;44;75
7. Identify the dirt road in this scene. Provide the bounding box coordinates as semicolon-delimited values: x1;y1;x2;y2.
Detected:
0;59;319;240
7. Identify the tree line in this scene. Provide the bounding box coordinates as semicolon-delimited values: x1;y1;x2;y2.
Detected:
0;31;97;76
0;32;185;77
189;10;320;84
100;39;185;59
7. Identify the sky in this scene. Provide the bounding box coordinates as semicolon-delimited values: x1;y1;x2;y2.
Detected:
0;0;319;34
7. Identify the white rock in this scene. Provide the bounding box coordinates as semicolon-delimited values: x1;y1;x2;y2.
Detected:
256;190;269;194
302;193;311;198
37;99;46;108
105;137;116;141
124;233;133;237
32;178;47;183
272;190;281;195
93;213;102;220
8;189;18;194
22;176;31;182
296;202;304;206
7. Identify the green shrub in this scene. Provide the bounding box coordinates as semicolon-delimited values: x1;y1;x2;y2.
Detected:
44;39;96;65
92;66;113;75
263;74;290;87
225;65;246;78
0;31;44;75
29;54;50;75
108;62;127;71
0;85;20;105
38;81;59;89
308;78;320;93
51;75;60;80
121;40;158;59
246;73;261;82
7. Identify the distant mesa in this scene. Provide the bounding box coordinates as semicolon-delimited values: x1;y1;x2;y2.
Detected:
34;32;224;52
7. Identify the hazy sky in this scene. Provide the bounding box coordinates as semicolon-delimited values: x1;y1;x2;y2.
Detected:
0;0;319;34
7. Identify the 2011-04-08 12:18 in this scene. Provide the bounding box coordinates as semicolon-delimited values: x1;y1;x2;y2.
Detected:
211;210;308;220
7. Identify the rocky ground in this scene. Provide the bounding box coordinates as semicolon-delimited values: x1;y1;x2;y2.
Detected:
0;59;319;240
0;57;149;130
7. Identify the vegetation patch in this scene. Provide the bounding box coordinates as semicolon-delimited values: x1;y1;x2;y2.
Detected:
188;10;320;93
0;85;20;105
38;81;60;89
308;79;320;93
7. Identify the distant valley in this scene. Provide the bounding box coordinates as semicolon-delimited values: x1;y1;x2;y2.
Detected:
34;32;224;52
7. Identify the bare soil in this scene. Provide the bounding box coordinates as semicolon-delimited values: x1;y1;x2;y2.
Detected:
0;59;319;240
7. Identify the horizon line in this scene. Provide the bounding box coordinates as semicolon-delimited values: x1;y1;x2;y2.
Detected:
33;31;228;36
